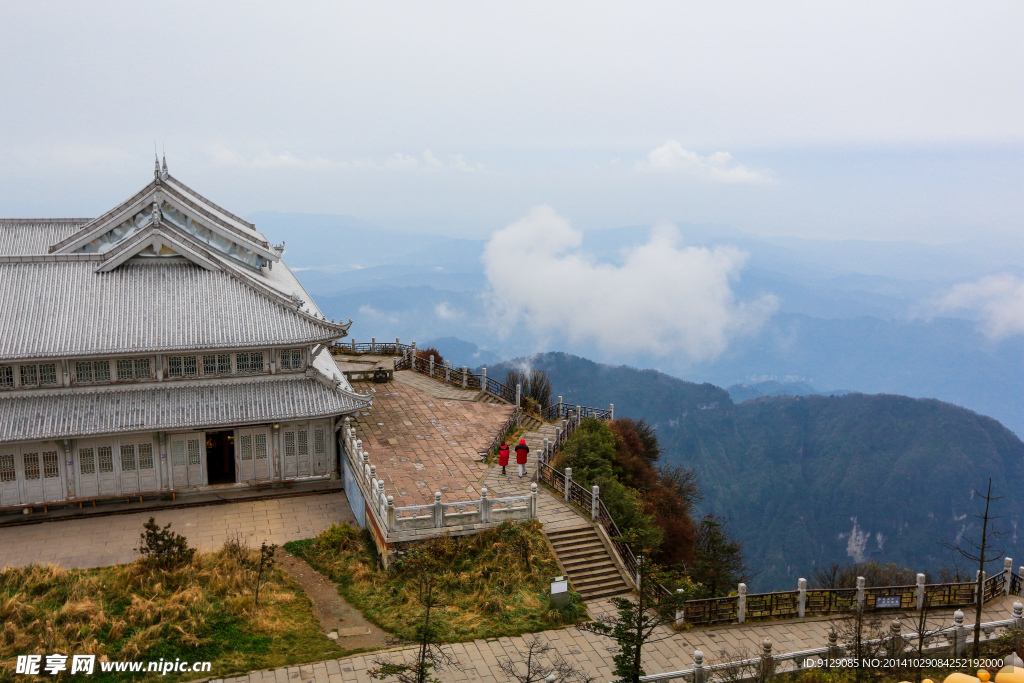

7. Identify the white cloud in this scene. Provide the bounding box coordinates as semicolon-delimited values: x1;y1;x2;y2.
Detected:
940;274;1024;339
635;140;771;184
482;206;778;361
434;301;461;320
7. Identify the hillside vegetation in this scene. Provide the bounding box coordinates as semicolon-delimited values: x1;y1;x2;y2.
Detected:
488;352;1024;590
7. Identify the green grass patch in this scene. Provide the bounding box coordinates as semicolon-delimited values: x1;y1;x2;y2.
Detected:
285;519;586;643
0;542;353;682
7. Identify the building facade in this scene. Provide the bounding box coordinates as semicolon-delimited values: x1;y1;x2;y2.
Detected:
0;161;371;508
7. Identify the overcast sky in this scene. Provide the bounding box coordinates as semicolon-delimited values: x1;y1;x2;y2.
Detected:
0;1;1021;243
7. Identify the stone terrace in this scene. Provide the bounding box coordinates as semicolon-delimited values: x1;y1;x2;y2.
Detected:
347;368;516;508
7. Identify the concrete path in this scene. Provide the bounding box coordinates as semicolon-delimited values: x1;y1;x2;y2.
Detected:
0;490;356;570
211;595;1023;683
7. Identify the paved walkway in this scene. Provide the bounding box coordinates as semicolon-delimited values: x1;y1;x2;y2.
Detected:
0;491;356;570
348;371;515;508
211;595;1023;682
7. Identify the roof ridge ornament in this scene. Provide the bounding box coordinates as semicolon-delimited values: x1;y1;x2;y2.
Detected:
161;154;168;181
154;152;161;183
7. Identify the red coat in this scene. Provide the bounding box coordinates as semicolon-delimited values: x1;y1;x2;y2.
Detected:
515;442;530;465
498;445;510;467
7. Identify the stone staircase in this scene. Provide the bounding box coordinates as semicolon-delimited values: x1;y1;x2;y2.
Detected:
546;526;631;601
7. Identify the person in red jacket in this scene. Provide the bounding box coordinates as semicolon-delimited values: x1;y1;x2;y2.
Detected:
515;438;530;478
498;441;510;475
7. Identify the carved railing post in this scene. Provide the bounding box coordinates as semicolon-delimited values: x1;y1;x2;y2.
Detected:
675;589;688;628
516;382;521;407
1006;558;1014;596
445;361;451;384
429;355;435;378
433;491;443;528
481;366;487;393
529;482;538;518
856;576;866;611
351;338;356;352
760;639;774;680
693;650;705;683
916;572;926;610
887;618;904;657
609;403;614;420
737;583;747;624
952;609;967;655
479;487;489;523
1013;601;1023;630
798;578;807;618
462;366;468;388
542;438;549;465
826;628;839;670
557;395;563;416
386;495;395;529
591;485;600;520
564;467;572;502
371;336;376;353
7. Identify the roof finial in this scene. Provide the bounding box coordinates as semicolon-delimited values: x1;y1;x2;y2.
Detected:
161;142;168;179
154;142;161;182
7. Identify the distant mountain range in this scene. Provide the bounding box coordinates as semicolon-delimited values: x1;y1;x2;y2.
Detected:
486;352;1024;591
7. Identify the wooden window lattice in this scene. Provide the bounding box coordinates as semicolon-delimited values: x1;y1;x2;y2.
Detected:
0;454;14;482
314;429;325;455
76;361;93;383
117;359;134;380
38;364;57;385
20;365;37;386
0;366;12;389
240;434;253;461
187;440;201;466
79;448;95;475
98;447;114;473
203;354;231;375
281;348;302;371
95;360;110;382
255;433;268;461
138;443;154;470
43;452;60;478
120;444;136;471
23;452;40;480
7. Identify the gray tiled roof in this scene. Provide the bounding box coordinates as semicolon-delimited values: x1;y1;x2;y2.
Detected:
0;376;370;443
0;260;345;360
0;220;88;255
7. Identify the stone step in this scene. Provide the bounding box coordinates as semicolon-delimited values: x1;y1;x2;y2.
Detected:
547;528;598;543
550;538;606;553
545;525;631;600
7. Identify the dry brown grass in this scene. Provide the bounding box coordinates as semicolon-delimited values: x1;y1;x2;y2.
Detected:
0;539;351;681
287;519;587;643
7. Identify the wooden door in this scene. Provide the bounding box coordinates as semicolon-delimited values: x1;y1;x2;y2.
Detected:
237;429;255;481
137;441;158;492
119;444;139;494
253;429;270;480
0;450;19;506
296;426;311;477
21;450;43;503
41;449;64;502
313;425;327;475
170;436;188;489
283;429;297;478
77;446;99;498
97;445;117;496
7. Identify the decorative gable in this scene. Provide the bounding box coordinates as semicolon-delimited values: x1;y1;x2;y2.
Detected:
49;161;283;271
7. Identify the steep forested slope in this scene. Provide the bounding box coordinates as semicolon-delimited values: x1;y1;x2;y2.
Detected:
487;353;1024;589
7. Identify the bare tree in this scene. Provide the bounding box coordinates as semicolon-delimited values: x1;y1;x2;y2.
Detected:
941;478;1005;658
830;602;884;683
368;542;461;683
497;635;595;683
